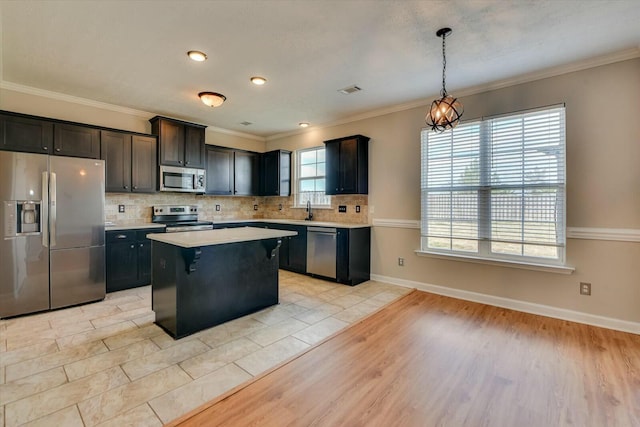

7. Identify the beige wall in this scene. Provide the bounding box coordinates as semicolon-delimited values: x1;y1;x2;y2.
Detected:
267;58;640;323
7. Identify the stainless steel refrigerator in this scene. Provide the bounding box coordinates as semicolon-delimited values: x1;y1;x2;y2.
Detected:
0;151;105;318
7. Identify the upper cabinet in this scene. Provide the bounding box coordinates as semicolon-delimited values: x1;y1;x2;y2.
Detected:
324;134;369;195
53;123;101;159
205;145;260;196
150;116;206;169
101;131;157;193
0;112;53;154
260;150;291;196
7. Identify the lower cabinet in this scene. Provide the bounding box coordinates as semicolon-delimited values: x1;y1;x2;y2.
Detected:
336;227;371;286
106;228;164;292
263;223;307;274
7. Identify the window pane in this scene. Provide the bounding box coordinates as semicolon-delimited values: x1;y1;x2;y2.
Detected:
300;179;315;192
316;178;325;191
316;162;325;176
300;164;316;178
452;239;478;252
316;149;325;163
300;151;316;165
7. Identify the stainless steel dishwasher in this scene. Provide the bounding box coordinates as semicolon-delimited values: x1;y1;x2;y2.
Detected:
306;227;337;279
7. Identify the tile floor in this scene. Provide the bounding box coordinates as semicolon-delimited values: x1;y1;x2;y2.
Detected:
0;271;411;426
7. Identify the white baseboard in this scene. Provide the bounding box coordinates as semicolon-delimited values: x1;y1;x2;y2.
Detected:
371;273;640;335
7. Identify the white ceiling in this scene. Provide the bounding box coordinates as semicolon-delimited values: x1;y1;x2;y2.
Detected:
1;0;639;138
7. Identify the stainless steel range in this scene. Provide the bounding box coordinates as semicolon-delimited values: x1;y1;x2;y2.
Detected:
152;205;213;232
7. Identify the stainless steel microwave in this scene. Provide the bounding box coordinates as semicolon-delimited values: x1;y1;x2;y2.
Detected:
159;165;206;193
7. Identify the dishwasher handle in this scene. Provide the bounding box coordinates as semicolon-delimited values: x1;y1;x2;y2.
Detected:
307;227;337;234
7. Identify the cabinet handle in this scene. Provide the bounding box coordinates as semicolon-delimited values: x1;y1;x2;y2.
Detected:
116;234;127;239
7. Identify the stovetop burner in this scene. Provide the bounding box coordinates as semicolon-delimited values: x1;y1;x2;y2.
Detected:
152;205;213;232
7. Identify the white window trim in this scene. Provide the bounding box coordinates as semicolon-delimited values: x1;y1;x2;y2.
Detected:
293;146;332;208
420;105;567;269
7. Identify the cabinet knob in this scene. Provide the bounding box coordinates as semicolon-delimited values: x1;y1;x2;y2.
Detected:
139;243;143;247
178;161;183;164
43;146;48;150
185;161;189;165
133;186;137;190
124;185;128;189
130;244;135;249
56;148;61;152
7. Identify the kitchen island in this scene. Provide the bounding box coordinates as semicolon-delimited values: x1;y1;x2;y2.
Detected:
147;227;296;338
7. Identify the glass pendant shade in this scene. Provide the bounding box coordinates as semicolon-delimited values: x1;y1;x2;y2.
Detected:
198;92;226;107
426;94;463;132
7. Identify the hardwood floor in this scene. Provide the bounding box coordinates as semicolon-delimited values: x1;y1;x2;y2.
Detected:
170;290;640;427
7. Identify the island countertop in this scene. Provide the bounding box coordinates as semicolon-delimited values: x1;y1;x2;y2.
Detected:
147;226;296;248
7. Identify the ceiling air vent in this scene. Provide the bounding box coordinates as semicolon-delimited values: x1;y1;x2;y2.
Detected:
240;121;253;126
338;85;362;95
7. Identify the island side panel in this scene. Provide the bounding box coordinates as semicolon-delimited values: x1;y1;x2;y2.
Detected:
151;238;280;339
151;241;180;336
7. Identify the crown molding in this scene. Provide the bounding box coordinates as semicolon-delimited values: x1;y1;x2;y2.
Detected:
266;47;640;142
0;80;266;142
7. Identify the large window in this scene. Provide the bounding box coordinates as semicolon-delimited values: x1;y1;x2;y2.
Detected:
296;147;331;207
420;105;566;265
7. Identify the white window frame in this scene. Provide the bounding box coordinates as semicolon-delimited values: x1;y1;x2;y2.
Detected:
294;146;331;208
419;105;567;267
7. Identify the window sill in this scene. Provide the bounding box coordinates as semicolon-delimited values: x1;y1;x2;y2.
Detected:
414;250;575;274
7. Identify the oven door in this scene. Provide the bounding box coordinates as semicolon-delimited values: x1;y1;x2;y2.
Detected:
159;166;206;193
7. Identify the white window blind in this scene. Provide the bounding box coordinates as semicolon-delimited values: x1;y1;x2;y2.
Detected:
295;147;331;207
420;106;566;264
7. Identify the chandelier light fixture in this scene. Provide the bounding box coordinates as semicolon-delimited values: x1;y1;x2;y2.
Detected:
425;27;463;132
198;92;226;107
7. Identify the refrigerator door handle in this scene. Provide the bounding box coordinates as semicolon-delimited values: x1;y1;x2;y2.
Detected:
42;172;49;247
50;172;57;247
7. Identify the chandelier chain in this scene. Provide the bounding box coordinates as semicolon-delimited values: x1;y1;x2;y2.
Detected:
441;32;447;97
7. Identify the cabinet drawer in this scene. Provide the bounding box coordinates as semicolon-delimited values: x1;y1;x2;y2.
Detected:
106;230;136;243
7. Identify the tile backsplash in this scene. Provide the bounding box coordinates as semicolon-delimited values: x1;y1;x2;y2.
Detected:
105;193;368;224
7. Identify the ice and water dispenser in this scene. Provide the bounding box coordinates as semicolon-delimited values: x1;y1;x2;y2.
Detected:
3;201;42;237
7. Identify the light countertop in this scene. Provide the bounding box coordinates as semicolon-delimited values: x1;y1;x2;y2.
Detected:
105;222;166;231
212;219;370;229
146;226;297;248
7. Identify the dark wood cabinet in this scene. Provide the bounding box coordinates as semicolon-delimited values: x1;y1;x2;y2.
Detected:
264;223;307;273
260;150;291;196
54;123;101;159
205;145;259;196
0;113;53;154
106;228;164;292
205;146;233;195
150;116;206;168
131;135;157;192
324;134;369;195
336;227;371;286
234;151;259;196
101;131;156;193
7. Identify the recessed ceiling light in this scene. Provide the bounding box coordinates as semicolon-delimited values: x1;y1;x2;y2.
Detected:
299;122;309;128
250;76;267;85
198;92;226;107
187;50;207;62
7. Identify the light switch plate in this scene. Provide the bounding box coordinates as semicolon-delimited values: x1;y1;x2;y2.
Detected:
118;205;125;213
355;205;361;213
215;204;221;211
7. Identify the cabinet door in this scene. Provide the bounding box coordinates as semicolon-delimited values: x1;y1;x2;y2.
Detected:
131;135;157;193
101;131;132;193
106;241;138;292
278;236;291;269
234;151;259;196
260;151;279;196
158;120;184;166
325;141;340;195
288;226;307;273
184;126;205;168
338;138;359;194
53;123;100;159
137;240;152;284
0;114;53;154
205;146;233;195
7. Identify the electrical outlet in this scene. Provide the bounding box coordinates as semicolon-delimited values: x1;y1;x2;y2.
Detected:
398;257;404;266
253;205;258;211
278;204;283;211
580;282;591;296
338;205;347;213
118;205;125;213
355;205;361;213
215;204;221;211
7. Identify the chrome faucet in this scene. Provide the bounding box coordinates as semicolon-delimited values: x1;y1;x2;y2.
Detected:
305;200;313;221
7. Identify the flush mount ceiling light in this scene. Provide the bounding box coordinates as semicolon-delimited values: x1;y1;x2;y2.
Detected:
298;122;309;128
198;92;226;107
425;27;463;132
187;50;207;62
250;76;267;85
